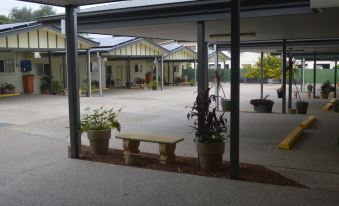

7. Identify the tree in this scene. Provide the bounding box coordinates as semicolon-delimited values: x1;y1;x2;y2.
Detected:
9;5;56;23
244;54;282;80
0;15;10;24
9;6;34;23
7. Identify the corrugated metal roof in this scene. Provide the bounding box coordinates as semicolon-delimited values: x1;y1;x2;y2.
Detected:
0;22;37;32
81;0;198;13
160;43;182;52
18;0;127;7
92;36;137;47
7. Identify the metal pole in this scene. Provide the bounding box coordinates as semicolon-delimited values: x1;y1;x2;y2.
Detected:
282;39;287;113
230;0;240;179
86;49;91;97
97;52;103;97
260;52;264;99
194;60;197;86
48;51;52;94
66;6;80;159
335;59;338;98
313;51;317;98
161;56;164;91
197;21;208;92
156;58;159;85
214;44;220;110
167;62;170;85
301;58;305;92
288;48;293;110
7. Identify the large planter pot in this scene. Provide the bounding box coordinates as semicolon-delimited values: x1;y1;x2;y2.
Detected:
196;142;225;170
87;129;111;155
296;101;309;114
277;91;283;98
253;104;273;113
321;92;329;99
221;99;231;112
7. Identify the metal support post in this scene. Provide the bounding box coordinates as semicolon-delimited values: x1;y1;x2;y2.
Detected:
282;39;287;113
335;59;338;98
97;52;103;97
86;49;91;97
313;51;317;98
288;48;293;110
230;0;240;179
260;52;264;99
66;6;80;159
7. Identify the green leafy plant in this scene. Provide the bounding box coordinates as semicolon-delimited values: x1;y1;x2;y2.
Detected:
320;80;335;95
187;88;227;143
307;84;313;92
244;54;282;80
148;80;159;89
250;95;274;106
276;86;284;93
51;81;64;95
40;76;52;91
5;83;15;90
80;107;122;133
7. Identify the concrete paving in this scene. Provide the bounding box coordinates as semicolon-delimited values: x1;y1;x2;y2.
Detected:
0;83;339;205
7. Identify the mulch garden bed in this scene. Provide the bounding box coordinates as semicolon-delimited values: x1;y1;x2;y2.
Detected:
69;145;306;188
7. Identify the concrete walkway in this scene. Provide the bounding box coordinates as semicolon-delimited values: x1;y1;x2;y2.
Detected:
0;84;339;205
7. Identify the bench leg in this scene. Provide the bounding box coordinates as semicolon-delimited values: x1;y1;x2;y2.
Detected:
159;144;176;164
123;140;140;156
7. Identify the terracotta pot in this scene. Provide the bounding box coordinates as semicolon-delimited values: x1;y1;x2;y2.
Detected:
87;129;111;155
196;142;225;170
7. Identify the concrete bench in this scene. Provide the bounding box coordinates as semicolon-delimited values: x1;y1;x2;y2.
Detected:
116;133;184;164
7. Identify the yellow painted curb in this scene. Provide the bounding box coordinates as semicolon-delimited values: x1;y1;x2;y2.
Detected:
277;127;304;150
329;98;336;103
322;102;333;111
0;93;20;98
299;116;316;129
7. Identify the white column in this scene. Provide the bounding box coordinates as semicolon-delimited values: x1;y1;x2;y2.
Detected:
161;56;164;90
97;52;103;97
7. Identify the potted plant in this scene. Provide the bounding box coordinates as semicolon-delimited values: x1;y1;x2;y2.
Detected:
40;76;52;94
296;101;309;114
320;81;334;99
51;81;64;95
187;88;227;170
148;80;159;90
4;83;15;94
276;86;284;98
250;95;274;113
81;107;121;155
307;84;313;98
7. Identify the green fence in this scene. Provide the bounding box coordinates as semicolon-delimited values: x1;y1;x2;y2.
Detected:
182;68;337;84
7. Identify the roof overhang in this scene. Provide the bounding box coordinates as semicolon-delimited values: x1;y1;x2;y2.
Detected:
18;0;128;7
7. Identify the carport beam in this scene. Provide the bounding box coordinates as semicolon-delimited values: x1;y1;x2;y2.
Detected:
66;5;80;159
230;0;240;179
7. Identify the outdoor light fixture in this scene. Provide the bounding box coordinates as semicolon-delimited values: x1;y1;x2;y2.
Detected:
33;52;41;59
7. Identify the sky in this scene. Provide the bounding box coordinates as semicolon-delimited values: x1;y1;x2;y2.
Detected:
0;0;64;15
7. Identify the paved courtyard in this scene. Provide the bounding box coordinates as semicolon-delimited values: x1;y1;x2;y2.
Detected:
0;83;339;205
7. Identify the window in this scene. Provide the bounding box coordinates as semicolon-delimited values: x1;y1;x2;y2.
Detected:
134;64;142;72
36;63;50;76
0;59;15;73
174;65;179;73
